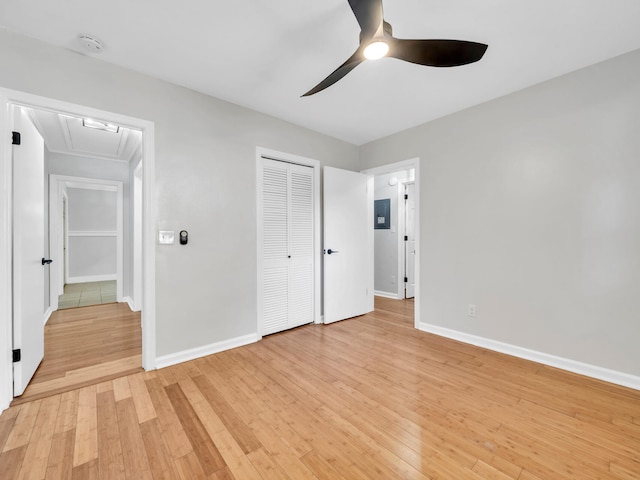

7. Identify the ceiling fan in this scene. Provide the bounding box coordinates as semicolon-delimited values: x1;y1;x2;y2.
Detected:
302;0;488;96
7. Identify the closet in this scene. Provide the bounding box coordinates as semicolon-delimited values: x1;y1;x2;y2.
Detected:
260;158;314;335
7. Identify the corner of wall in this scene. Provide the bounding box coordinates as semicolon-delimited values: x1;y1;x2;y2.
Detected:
419;322;640;391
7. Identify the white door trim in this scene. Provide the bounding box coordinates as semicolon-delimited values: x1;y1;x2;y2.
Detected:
62;190;68;290
256;147;321;338
132;161;143;312
49;175;124;306
362;158;421;328
0;88;157;411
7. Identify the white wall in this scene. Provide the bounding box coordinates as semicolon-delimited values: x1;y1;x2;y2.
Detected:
374;170;410;297
0;29;359;358
360;49;640;378
66;187;117;281
48;152;132;293
67;188;117;231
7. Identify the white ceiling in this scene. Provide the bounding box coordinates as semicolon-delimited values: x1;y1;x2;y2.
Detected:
2;0;640;145
28;108;142;162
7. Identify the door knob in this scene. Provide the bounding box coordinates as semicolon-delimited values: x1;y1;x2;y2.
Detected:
41;258;53;265
327;249;339;255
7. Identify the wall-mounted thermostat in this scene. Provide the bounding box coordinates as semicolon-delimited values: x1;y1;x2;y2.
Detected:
158;230;175;245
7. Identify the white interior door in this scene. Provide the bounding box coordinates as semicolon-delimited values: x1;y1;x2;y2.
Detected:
405;183;416;299
323;166;373;324
12;107;46;396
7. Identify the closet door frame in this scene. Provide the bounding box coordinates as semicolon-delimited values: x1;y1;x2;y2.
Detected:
256;147;321;338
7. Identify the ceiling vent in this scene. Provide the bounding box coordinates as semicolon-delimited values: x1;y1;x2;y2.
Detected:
78;34;104;54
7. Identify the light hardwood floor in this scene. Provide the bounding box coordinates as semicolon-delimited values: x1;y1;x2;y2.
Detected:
1;297;639;479
13;303;142;405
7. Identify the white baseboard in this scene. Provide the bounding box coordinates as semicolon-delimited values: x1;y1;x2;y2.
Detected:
122;296;140;312
43;306;54;326
419;322;640;391
374;290;401;299
67;274;117;284
155;333;260;369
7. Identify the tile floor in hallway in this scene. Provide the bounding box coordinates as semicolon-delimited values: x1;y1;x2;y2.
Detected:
57;280;117;309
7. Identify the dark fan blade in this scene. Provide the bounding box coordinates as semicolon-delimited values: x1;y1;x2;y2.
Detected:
388;39;488;67
348;0;383;40
302;48;365;97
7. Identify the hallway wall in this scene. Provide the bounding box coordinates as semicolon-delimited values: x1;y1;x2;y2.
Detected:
66;187;117;282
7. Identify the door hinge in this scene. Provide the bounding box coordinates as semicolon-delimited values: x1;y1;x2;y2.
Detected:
404;194;408;200
12;131;21;145
404;235;408;241
12;349;21;362
404;277;408;283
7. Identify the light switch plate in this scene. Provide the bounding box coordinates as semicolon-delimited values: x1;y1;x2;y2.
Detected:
158;230;175;245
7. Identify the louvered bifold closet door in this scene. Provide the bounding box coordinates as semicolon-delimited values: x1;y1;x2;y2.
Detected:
288;164;314;329
262;160;290;335
261;158;315;335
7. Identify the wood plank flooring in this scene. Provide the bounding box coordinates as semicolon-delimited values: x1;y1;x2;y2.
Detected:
2;297;639;479
13;303;142;405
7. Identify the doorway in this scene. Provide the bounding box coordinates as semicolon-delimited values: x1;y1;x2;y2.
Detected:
371;169;416;300
15;105;137;401
49;175;125;310
0;88;157;410
362;158;421;328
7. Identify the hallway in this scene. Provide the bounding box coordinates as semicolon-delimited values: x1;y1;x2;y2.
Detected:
13;303;141;405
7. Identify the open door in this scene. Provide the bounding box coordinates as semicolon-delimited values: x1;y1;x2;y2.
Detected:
405;183;416;299
12;107;46;396
323;166;373;324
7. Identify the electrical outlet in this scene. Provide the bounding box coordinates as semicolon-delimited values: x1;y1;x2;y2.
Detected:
391;275;396;285
468;304;477;317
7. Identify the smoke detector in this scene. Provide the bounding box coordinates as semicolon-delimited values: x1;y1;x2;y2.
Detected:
78;34;104;54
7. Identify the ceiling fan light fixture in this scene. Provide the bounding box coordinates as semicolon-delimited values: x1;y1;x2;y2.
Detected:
364;40;389;60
